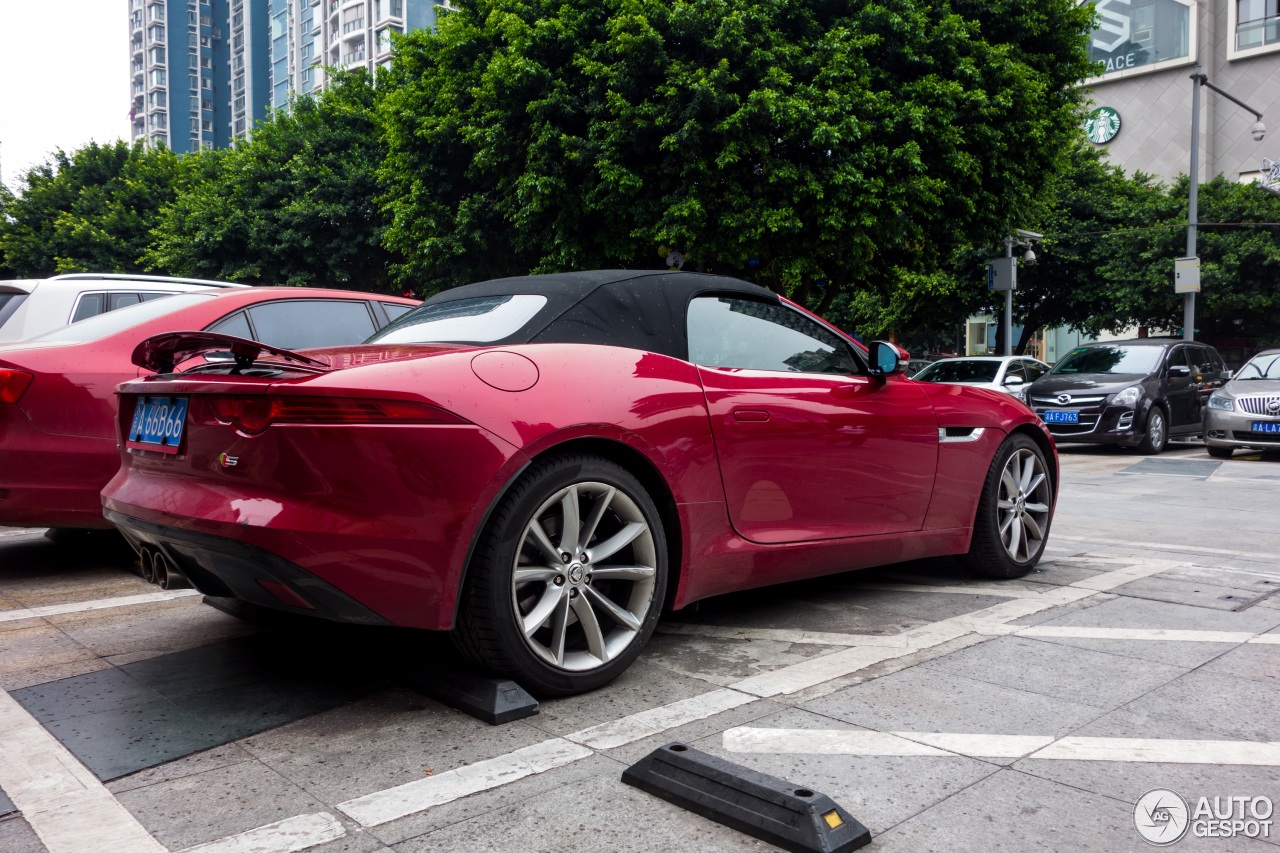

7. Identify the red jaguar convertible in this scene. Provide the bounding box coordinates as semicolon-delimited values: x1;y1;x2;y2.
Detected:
103;271;1057;695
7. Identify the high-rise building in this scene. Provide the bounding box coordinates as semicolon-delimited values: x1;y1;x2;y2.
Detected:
131;0;451;151
311;0;452;89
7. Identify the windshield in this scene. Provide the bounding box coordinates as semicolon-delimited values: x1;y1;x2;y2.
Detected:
1050;345;1162;376
914;360;1001;383
1237;353;1280;380
32;293;214;343
367;294;548;344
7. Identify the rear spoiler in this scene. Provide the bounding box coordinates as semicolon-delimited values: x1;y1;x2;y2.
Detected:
132;331;330;374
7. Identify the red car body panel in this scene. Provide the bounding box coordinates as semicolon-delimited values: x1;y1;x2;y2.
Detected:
104;335;1057;630
0;289;417;529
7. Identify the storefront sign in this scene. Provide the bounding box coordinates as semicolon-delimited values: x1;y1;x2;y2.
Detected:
1085;107;1122;144
1085;0;1194;77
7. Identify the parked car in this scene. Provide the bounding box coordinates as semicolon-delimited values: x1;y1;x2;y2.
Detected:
911;356;1049;402
1026;338;1229;454
103;271;1058;696
0;273;249;343
1203;348;1280;458
0;287;418;530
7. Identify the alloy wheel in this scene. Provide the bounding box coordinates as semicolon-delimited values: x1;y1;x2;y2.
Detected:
995;448;1052;563
510;482;658;671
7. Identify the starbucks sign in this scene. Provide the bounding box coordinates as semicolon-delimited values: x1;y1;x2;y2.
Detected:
1085;107;1122;144
1083;0;1194;78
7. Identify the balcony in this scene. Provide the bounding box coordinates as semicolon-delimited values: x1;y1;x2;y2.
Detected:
340;48;366;65
343;18;365;34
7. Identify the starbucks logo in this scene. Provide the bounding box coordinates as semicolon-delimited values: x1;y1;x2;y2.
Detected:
1085;107;1122;144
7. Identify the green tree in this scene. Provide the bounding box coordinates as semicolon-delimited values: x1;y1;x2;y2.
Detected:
378;0;1098;303
146;70;398;290
0;141;181;278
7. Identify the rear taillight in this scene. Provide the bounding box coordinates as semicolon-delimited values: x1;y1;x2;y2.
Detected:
208;396;465;434
0;369;33;404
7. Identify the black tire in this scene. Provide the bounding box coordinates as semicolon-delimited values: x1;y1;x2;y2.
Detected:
958;433;1054;580
1136;406;1167;455
453;453;668;697
1206;445;1233;459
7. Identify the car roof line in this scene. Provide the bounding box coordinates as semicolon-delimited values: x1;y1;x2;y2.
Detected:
46;274;249;286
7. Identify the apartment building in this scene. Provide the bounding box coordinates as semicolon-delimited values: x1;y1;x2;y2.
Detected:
130;0;450;151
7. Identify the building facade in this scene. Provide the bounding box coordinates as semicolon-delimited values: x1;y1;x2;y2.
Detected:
964;0;1280;360
1083;0;1280;184
131;0;451;152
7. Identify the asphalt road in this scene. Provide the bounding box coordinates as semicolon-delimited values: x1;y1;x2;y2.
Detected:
1;442;1278;852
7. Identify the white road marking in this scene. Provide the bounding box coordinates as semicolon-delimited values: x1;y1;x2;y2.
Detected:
566;687;755;751
1251;634;1280;644
337;739;592;827
1032;737;1280;766
0;690;165;853
657;623;914;647
1053;535;1274;561
178;812;346;853
724;728;1280;766
0;589;201;624
1016;626;1259;643
724;727;1054;758
724;727;948;757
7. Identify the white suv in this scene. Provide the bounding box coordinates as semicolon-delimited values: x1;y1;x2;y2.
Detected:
0;274;248;343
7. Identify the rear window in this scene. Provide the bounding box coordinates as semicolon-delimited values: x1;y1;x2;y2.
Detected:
32;293;213;343
1050;345;1163;376
368;294;548;344
0;293;28;330
246;300;377;349
914;360;1001;383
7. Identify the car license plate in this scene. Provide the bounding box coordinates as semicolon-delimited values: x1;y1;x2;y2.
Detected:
1252;421;1280;434
128;396;189;454
1043;410;1079;424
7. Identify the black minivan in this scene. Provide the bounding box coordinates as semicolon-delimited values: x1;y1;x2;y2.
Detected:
1026;338;1229;454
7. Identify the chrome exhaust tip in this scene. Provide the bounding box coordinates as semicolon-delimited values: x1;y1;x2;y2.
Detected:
139;548;158;585
155;551;192;591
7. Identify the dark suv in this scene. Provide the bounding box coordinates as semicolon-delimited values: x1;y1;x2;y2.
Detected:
1026;339;1229;454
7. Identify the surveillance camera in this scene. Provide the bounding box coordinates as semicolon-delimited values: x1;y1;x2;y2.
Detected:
1023;247;1037;264
1253;120;1266;142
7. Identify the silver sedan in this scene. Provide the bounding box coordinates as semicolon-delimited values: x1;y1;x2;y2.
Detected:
1204;349;1280;458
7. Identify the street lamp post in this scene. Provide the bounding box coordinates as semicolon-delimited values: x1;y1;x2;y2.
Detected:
998;230;1041;357
1185;66;1265;341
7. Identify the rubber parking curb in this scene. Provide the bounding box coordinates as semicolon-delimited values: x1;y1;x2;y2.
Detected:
622;743;871;853
402;666;538;726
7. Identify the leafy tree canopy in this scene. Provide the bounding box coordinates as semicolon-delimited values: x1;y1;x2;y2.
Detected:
0;140;180;278
378;0;1098;305
145;70;398;290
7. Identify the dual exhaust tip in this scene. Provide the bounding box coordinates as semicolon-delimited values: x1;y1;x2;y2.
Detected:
139;547;191;591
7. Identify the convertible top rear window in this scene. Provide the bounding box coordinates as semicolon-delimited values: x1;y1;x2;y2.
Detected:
368;295;548;344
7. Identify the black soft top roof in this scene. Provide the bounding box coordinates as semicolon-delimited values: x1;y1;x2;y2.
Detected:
415;270;779;360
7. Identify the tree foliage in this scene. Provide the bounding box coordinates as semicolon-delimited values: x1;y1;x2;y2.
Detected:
378;0;1098;303
145;71;397;290
0;141;181;278
1013;156;1280;349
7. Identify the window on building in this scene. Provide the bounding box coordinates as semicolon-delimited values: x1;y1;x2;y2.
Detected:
150;68;167;86
201;76;213;90
149;46;166;64
147;3;165;22
1237;0;1280;50
1085;0;1193;77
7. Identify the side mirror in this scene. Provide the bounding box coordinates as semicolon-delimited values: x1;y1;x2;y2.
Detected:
867;340;908;378
1003;375;1025;386
1168;365;1191;377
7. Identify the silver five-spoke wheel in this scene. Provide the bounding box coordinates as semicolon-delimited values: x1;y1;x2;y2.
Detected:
996;447;1051;563
512;482;658;671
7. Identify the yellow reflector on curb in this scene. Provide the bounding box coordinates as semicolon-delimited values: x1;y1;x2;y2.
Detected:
823;810;844;829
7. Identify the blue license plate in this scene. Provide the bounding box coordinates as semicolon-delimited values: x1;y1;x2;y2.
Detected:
1043;410;1079;424
1252;422;1280;434
128;396;189;454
